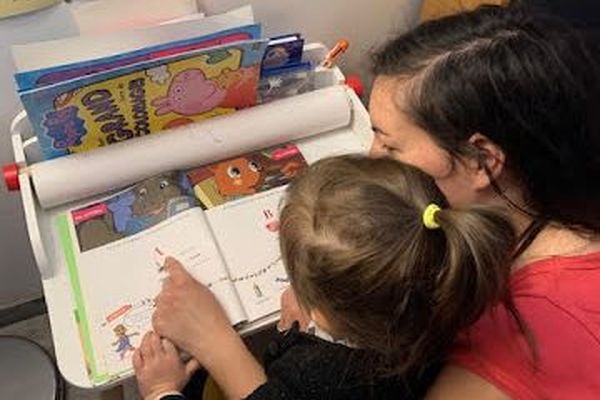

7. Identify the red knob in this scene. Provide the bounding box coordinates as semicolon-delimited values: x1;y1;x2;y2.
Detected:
2;163;20;191
345;75;365;99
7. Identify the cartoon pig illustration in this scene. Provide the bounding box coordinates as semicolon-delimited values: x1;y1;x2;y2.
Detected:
151;69;226;116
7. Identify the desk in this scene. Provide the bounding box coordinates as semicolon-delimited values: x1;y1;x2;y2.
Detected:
10;79;373;389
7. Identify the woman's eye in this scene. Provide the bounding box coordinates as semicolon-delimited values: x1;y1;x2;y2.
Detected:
159;180;169;189
380;140;399;154
227;166;241;178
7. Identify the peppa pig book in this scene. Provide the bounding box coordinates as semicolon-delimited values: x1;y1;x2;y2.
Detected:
18;37;268;160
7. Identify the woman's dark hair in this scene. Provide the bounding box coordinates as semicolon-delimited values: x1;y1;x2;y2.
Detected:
372;5;600;238
280;156;516;375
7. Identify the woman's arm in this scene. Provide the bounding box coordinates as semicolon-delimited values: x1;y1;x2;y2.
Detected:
426;366;509;400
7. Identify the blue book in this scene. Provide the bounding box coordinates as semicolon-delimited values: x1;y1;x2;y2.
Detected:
15;24;261;92
261;33;304;73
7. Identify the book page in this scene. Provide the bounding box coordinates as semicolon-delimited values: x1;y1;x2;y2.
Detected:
57;175;246;385
185;144;306;321
206;188;290;321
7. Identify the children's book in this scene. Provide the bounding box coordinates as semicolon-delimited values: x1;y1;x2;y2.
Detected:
56;128;365;384
261;33;304;73
19;39;268;160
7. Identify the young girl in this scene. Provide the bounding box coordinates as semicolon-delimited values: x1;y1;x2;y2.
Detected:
134;155;517;400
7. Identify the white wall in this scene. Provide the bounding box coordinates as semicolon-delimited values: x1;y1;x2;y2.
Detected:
0;0;421;309
198;0;422;86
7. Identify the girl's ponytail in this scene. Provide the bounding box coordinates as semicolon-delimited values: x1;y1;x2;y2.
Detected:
433;206;516;336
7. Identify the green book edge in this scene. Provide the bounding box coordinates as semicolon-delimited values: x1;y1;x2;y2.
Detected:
57;214;114;385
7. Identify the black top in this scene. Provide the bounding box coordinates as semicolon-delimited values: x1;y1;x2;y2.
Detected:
246;324;438;400
164;324;439;400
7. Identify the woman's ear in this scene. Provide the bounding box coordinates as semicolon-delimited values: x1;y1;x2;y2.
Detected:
467;133;506;190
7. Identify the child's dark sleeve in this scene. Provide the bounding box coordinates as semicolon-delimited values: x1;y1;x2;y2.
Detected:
243;323;377;400
244;323;441;400
243;325;321;400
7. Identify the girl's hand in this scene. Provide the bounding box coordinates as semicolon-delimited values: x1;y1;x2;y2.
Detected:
152;257;234;361
133;331;199;400
278;287;311;332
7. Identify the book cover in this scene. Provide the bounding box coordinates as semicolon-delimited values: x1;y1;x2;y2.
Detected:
14;24;261;92
20;39;268;160
261;33;304;71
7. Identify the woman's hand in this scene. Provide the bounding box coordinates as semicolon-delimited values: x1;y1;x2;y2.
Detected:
152;257;267;399
278;287;311;332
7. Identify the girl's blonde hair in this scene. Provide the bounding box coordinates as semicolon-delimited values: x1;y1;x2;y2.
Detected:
280;155;516;374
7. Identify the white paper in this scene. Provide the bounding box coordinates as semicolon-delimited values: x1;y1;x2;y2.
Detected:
32;85;353;209
207;188;289;321
11;5;254;72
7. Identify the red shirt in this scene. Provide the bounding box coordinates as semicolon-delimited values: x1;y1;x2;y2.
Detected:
450;251;600;400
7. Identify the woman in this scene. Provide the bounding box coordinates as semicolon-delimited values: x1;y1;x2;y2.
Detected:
366;5;600;399
152;5;600;399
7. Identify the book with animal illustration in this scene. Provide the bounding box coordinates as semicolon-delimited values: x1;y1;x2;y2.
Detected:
56;129;365;385
19;38;268;160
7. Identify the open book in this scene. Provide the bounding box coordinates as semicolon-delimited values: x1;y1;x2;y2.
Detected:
55;128;365;384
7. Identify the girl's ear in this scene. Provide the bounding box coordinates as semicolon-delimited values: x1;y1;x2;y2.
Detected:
467;133;506;190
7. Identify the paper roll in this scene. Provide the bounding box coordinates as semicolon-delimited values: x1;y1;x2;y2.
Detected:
31;85;352;209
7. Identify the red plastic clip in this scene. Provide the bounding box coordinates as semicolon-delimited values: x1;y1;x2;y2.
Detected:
2;163;20;191
345;75;365;99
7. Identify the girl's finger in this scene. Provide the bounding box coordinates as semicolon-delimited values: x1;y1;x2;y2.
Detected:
161;338;177;355
185;358;201;378
132;348;143;371
140;331;154;359
149;331;164;355
161;276;171;290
